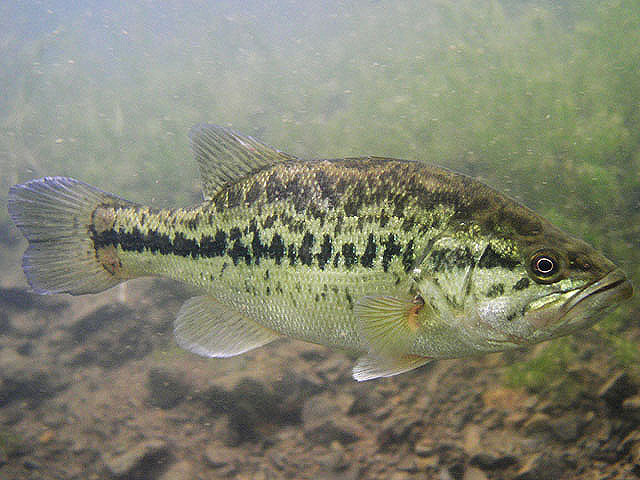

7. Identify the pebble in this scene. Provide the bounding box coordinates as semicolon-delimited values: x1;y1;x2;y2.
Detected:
588;439;619;463
302;393;362;445
469;452;518;470
514;452;564;480
618;429;640;459
348;386;384;415
447;462;466;480
23;459;40;470
272;368;325;401
302;393;341;422
65;304;152;368
9;317;45;339
158;460;192;480
504;412;528;429
463;424;481;453
438;469;454;480
1;286;67;313
202;377;306;444
1;405;25;425
397;456;419;473
549;413;586;442
0;311;10;335
203;444;234;468
414;455;437;470
304;417;361;445
38;430;55;444
632;436;640;464
522;413;552;436
67;304;128;341
16;342;32;356
378;415;422;449
42;409;68;429
372;405;393;420
622;395;640;423
0;429;31;459
414;437;438;457
316;443;347;471
103;439;169;478
0;366;69;407
464;466;489;480
147;368;190;410
269;451;287;471
597;371;637;407
389;472;412;480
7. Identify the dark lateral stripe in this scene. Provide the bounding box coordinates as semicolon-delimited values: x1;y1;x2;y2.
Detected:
92;228;228;259
92;227;414;271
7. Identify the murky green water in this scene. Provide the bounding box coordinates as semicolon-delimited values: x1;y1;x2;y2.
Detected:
1;1;638;478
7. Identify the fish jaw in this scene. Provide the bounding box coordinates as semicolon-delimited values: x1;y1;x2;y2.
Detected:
523;268;633;340
555;268;632;332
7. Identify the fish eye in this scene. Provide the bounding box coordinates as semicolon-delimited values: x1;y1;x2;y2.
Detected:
529;250;561;283
535;256;555;274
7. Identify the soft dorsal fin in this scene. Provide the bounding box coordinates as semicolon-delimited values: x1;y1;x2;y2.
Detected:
190;124;297;200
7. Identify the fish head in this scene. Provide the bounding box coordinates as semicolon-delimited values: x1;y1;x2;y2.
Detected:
467;224;633;349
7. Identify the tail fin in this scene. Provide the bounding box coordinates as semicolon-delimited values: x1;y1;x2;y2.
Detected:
8;176;132;295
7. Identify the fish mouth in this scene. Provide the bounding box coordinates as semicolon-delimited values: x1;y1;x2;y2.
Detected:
524;268;632;334
561;268;632;315
557;268;633;328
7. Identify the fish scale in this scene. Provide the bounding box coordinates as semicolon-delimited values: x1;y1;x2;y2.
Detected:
7;124;632;380
94;161;452;349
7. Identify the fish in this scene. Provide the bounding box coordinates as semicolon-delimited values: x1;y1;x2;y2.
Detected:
8;124;633;381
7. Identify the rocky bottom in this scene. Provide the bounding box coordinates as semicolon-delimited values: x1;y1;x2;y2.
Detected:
0;256;639;479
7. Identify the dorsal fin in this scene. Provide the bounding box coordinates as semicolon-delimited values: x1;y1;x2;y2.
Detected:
190;124;297;200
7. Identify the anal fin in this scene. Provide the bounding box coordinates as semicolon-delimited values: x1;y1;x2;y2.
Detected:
352;354;432;381
174;296;280;358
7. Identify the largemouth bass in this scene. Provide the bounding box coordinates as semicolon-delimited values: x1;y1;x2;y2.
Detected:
8;125;633;380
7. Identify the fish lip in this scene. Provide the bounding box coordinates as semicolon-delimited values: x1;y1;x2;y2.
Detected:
559;268;633;320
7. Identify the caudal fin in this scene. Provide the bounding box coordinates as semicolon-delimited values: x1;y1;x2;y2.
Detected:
8;176;132;295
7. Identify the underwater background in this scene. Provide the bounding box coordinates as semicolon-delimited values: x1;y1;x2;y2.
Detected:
0;1;638;478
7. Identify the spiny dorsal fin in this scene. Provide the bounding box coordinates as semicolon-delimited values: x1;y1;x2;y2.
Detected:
190;124;297;200
352;354;432;381
174;295;280;358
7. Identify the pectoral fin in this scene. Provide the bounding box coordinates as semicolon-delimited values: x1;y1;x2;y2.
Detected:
174;296;280;358
354;294;429;356
352;354;432;381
